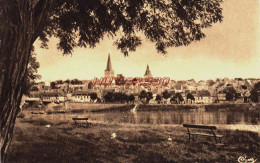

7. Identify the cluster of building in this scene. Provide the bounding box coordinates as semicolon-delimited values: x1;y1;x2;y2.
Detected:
26;54;260;105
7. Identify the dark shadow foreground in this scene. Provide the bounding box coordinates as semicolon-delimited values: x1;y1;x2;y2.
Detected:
6;117;260;163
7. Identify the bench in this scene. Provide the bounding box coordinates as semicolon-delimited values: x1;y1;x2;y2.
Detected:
72;117;89;127
183;124;223;144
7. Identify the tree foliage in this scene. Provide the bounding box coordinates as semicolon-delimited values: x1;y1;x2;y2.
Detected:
186;93;195;101
96;97;101;103
34;0;223;56
50;82;56;89
250;82;260;102
139;90;147;99
70;79;82;85
155;94;162;104
22;50;41;95
103;92;114;102
103;91;132;103
170;96;176;104
146;92;153;103
90;92;98;102
162;90;170;99
88;81;93;89
138;90;153;103
224;87;236;101
170;93;184;104
175;93;184;103
225;92;234;101
56;80;63;84
128;94;135;103
64;79;70;84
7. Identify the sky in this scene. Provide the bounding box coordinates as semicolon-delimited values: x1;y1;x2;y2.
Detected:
34;0;260;82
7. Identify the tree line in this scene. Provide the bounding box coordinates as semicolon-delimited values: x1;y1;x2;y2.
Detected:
138;90;194;104
103;92;135;103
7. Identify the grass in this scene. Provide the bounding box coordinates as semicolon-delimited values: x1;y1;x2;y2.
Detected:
6;115;260;163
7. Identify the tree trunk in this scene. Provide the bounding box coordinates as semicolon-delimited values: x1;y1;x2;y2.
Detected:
0;28;32;162
0;1;53;162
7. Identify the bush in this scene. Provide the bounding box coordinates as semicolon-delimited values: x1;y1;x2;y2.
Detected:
250;82;260;102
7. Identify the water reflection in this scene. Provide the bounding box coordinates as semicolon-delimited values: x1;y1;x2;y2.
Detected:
29;109;260;126
90;111;260;125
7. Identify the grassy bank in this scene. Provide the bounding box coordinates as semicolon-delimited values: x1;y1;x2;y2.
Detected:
7;116;260;163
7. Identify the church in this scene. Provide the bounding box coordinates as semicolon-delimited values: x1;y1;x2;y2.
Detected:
104;54;152;79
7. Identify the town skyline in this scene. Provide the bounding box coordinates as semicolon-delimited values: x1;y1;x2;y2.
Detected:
34;0;260;82
36;52;260;82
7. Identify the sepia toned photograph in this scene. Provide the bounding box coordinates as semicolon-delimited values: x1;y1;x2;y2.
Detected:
0;0;259;162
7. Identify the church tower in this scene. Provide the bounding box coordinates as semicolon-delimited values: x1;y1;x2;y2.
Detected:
144;64;152;78
104;54;114;78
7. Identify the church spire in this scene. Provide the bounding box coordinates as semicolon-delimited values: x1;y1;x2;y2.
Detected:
144;64;152;78
105;53;113;71
104;53;114;78
146;64;150;71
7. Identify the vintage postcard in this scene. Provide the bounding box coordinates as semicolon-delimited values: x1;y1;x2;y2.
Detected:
0;0;259;162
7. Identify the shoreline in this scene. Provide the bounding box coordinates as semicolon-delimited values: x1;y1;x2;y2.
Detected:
136;103;260;112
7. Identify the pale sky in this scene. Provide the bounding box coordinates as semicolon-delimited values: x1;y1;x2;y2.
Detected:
35;0;260;82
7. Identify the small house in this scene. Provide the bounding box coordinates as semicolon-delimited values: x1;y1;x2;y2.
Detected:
196;90;211;104
71;91;91;102
41;91;66;103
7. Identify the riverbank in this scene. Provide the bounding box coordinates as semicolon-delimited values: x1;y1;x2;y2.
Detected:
25;103;135;114
135;103;260;112
7;116;260;162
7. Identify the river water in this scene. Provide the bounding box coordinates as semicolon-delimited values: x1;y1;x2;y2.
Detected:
27;108;260;132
